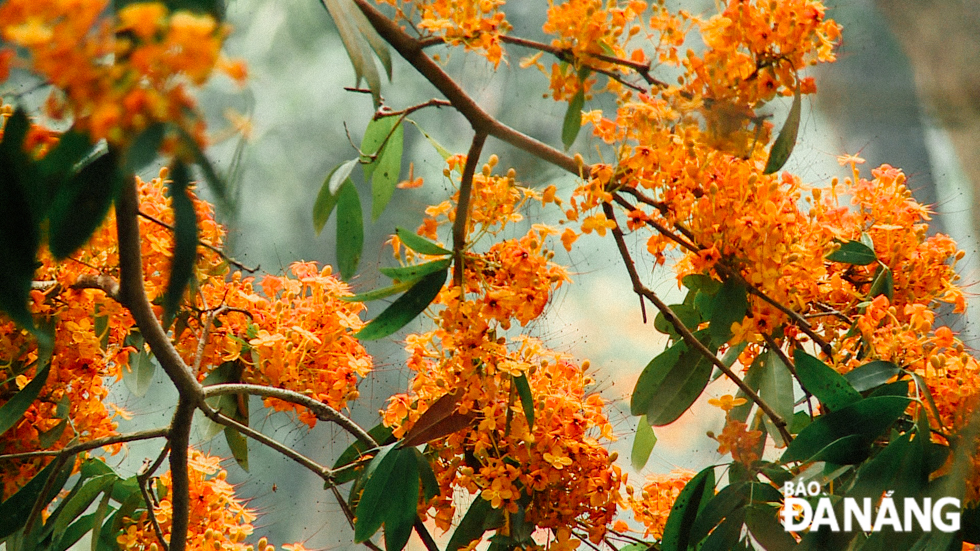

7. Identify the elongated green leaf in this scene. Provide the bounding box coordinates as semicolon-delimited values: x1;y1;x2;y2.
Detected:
653;304;700;341
446;495;505;551
371;122;403;220
661;466;715;551
0;107;41;330
868;264;894;299
336;179;364;280
759;352;795;447
699;508;745;551
645;335;714;426
631;416;657;471
827;239;877;265
514;374;535;428
0;363;50;437
729;353;765;424
383;449;419;551
163;161;198;324
709;278;748;346
395;227;452;255
174;126;228;207
50;474;117;542
52;512;97;551
123;333;156;397
91;489;114;551
380;258;453;282
0;455;71;538
342;279;417;303
808;433;873;464
745;505;798;551
631;340;686;416
333;423;394;485
344;0;392;80
224;426;249;471
124;123;166;174
782;395;911;462
793;349;861;411
849;429;926;502
413;449;439;502
763;82;801;174
562;88;585;150
406;120;452;160
48;149;121;259
844;360;900;393
321;0;382;106
313;159;358;234
38;418;68;448
357;269;446;340
354;444;400;542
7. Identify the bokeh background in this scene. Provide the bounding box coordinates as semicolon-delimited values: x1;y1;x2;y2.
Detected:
42;0;980;548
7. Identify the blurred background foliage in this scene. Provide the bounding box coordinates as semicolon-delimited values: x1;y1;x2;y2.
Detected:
42;0;978;547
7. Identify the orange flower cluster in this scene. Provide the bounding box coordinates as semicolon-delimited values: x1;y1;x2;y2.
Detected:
711;418;763;464
382;158;620;545
0;0;245;146
377;0;511;66
627;469;696;539
117;451;258;550
1;170;371;498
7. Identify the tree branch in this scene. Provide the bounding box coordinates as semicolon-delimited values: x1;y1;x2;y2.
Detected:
602;203;793;444
0;427;169;461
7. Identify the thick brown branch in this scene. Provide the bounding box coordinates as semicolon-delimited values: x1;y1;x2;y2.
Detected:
167;398;194;551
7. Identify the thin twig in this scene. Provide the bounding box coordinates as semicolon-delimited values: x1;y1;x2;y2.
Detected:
0;427;169;461
137;210;258;273
602;203;793;444
374;98;452;120
137;443;172;551
452;132;488;286
203;384;377;447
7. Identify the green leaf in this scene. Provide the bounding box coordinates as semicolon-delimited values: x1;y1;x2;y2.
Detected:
406;120;452;160
47;149;121;259
37;418;68;448
513;374;535;428
745;505;798;551
383;449;419;551
395;227;452;255
91;489;114;551
0;108;41;331
868;264;894;300
699;508;745;551
849;429;926;502
50;474;117;543
562;88;585;150
224;426;249;471
0;455;72;538
333;423;395;485
759;351;795;447
413;448;439;502
356;269;446;340
844;360;900;393
321;0;383;106
782;395;911;463
354;443;400;542
0;363;50;438
174;126;228;207
793;349;861;411
336;179;364;280
763;82;801;174
729;353;765;424
645;334;714;426
827;239;877;265
631;416;657;471
123;332;156;397
690;480;748;545
446;495;505;551
162;160;198;324
344;0;392;81
52;512;98;551
380;258;453;282
124;123;166;174
653;304;700;341
370;121;403;220
709;278;748;346
661;466;715;551
342;279;417;303
630;339;686;416
313;159;358;235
